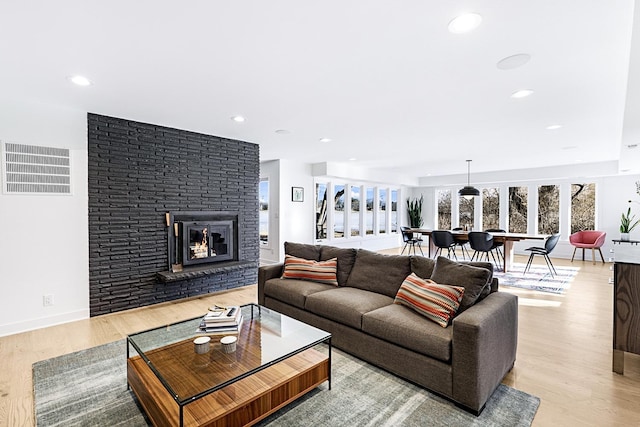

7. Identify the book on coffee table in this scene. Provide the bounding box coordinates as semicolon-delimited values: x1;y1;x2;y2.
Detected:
197;306;243;334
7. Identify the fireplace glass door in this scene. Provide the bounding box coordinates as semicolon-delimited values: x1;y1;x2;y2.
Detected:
182;221;234;266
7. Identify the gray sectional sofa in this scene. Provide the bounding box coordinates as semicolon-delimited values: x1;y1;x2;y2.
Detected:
257;242;518;414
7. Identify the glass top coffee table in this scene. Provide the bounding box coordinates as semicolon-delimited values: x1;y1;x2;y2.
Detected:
126;304;331;427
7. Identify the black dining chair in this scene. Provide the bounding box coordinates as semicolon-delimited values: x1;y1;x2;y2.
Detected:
467;231;501;270
400;226;424;256
523;233;561;277
430;230;458;260
451;227;471;260
485;228;506;263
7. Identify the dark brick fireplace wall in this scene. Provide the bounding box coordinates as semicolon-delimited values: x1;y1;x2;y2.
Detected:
87;113;259;316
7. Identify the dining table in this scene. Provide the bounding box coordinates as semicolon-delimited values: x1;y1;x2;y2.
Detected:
410;229;547;273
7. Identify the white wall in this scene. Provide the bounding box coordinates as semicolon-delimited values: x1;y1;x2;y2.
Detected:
0;100;89;336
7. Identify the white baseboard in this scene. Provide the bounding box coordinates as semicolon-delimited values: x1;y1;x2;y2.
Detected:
0;309;89;337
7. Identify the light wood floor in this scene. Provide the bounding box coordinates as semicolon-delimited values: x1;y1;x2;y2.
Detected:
1;252;640;426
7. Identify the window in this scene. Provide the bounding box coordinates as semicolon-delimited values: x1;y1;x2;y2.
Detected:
366;187;374;235
315;183;328;239
459;197;474;230
259;179;269;246
379;188;387;234
437;190;451;230
571;183;596;233
538;185;559;234
350;185;361;237
334;184;345;238
509;186;528;233
390;190;398;232
482;188;500;230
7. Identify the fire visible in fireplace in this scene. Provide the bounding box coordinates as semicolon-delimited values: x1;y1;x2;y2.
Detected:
182;221;234;266
166;211;239;272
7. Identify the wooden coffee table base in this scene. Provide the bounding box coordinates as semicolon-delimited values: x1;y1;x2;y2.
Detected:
127;348;329;427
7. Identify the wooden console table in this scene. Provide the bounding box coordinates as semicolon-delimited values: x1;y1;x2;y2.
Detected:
612;244;640;374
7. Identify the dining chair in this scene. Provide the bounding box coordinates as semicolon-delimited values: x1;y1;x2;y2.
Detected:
523;233;561;277
485;228;506;263
430;230;458;260
451;227;471;260
400;226;424;256
569;230;606;264
467;231;501;270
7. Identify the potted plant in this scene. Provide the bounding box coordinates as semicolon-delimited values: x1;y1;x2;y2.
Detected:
620;206;640;241
407;195;424;228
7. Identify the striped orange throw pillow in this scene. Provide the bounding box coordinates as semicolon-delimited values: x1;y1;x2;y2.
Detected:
394;273;465;327
282;255;339;286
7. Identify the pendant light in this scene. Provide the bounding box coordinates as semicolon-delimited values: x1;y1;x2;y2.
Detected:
458;160;480;199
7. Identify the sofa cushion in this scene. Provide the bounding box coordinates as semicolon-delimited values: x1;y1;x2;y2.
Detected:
284;241;321;261
362;304;454;362
345;250;412;298
264;278;336;309
430;257;491;313
410;256;436;278
305;287;394;329
282;255;339;286
394;273;464;328
319;246;357;286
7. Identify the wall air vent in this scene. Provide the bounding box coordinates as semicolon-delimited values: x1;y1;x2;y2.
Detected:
2;142;71;194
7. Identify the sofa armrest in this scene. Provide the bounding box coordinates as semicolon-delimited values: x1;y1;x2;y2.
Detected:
258;263;284;305
451;292;518;413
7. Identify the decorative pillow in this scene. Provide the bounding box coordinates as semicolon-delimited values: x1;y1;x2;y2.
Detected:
430;257;491;313
281;255;339;286
394;273;465;328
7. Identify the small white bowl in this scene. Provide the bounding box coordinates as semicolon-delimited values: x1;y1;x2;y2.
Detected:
193;336;211;354
220;336;237;353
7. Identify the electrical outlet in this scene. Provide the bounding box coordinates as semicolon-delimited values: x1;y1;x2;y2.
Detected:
43;294;54;307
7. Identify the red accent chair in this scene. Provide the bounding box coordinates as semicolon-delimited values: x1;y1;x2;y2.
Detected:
569;230;606;264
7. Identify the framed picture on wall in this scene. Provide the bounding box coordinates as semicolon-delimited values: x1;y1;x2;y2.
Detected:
292;187;304;202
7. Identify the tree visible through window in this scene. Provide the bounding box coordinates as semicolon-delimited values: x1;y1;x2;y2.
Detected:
509;186;528;233
571;183;596;233
437;190;451;229
315;183;328;239
538;185;559;234
459;197;474;230
334;185;345;238
482;188;500;230
350;185;360;237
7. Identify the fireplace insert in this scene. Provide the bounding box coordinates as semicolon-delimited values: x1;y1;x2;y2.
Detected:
181;220;235;266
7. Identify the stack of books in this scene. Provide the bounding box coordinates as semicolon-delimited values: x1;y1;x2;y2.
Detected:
197;305;243;335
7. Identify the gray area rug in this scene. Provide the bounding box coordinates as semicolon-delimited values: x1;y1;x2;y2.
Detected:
33;340;539;426
494;262;578;294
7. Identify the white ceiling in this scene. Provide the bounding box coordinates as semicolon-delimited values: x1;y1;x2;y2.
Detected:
0;1;638;181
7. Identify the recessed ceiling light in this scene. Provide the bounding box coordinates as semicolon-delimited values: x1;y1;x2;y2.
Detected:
562;145;578;150
275;129;291;135
511;89;534;99
448;13;482;34
231;115;245;123
348;158;357;161
497;54;531;70
68;75;92;86
319;137;332;143
546;124;563;130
